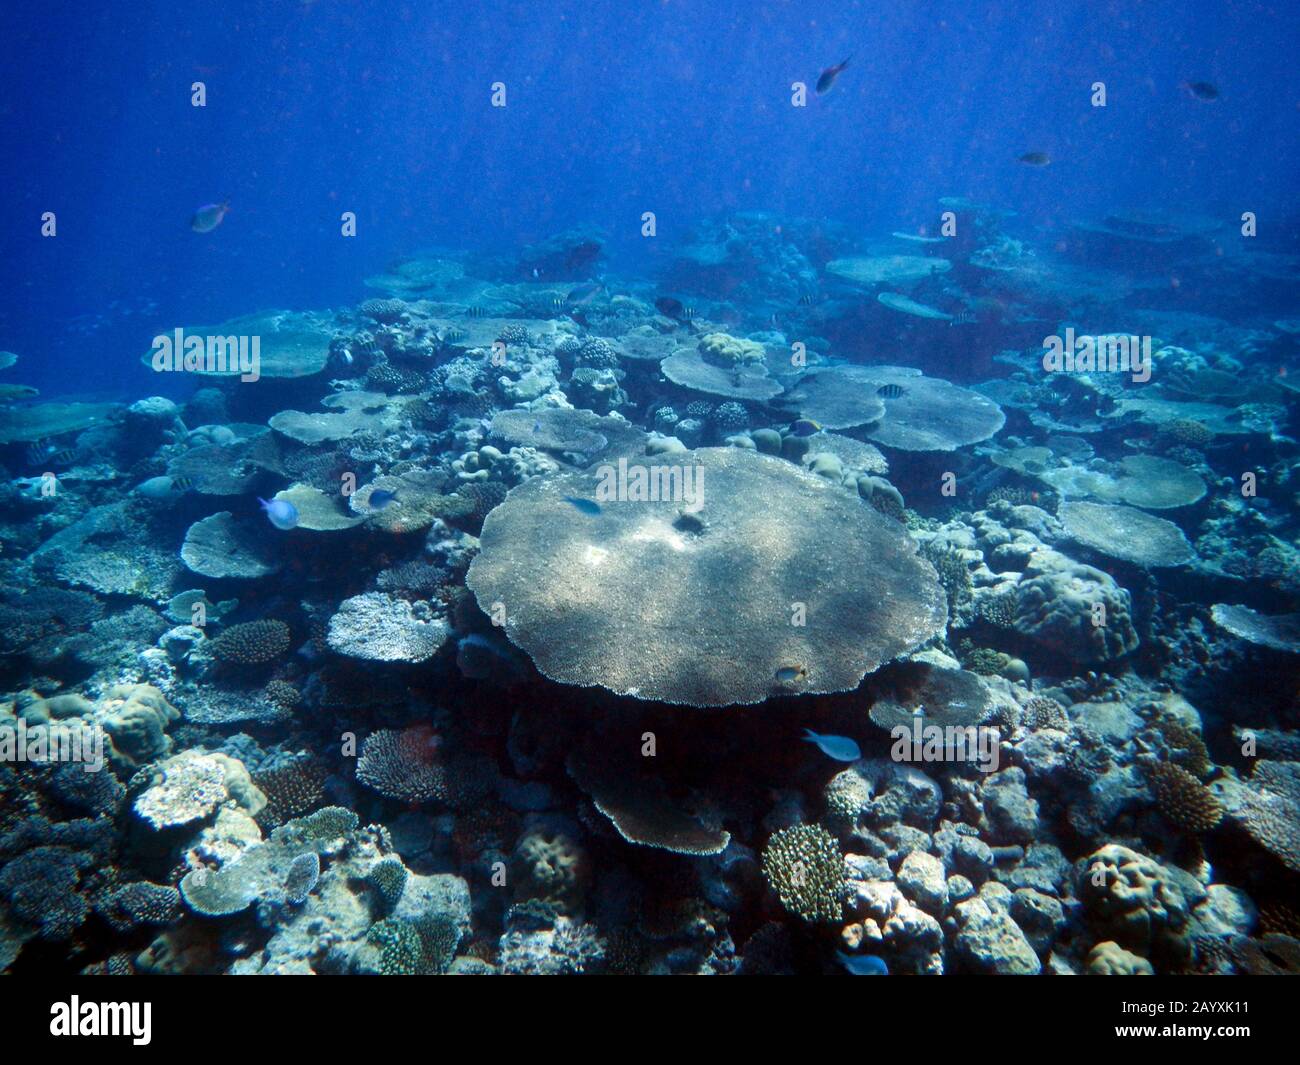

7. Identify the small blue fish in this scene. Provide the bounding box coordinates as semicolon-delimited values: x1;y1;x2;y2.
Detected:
775;665;808;684
191;201;230;233
836;951;888;976
789;419;822;437
562;496;602;516
532;420;543;434
368;489;399;510
803;728;861;762
259;496;300;530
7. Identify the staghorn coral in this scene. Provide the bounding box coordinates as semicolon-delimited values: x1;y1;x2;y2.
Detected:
1153;715;1212;778
365;856;408;914
919;541;973;616
0;845;92;942
355;726;494;809
253;756;328;829
761;824;845;924
262;679;301;713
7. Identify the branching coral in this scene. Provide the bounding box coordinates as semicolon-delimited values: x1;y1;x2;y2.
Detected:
761;824;845;924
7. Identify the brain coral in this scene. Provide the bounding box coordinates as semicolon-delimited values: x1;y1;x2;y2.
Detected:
1013;554;1139;664
761;824;846;923
465;447;947;706
696;332;766;366
1077;844;1191;964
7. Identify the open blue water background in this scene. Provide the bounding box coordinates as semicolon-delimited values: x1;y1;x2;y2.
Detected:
1;0;1297;398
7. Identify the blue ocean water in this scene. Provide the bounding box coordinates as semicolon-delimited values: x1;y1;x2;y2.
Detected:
2;0;1297;397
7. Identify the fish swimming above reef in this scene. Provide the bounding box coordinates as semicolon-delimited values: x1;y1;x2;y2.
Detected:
565;282;604;308
802;729;861;762
788;418;823;437
837;951;888;975
1182;80;1220;101
655;296;695;322
368;489;399;510
562;496;602;516
816;56;852;94
26;439;76;466
0;383;39;403
259;496;300;530
191;201;230;233
1017;152;1051;167
135;475;193;501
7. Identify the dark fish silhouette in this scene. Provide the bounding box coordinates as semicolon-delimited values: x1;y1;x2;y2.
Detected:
1018;152;1051;167
565;282;604;307
816;57;851;94
1182;80;1220;101
169;475;194;492
655;297;695;321
876;383;906;399
789;419;822;437
563;496;602;516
